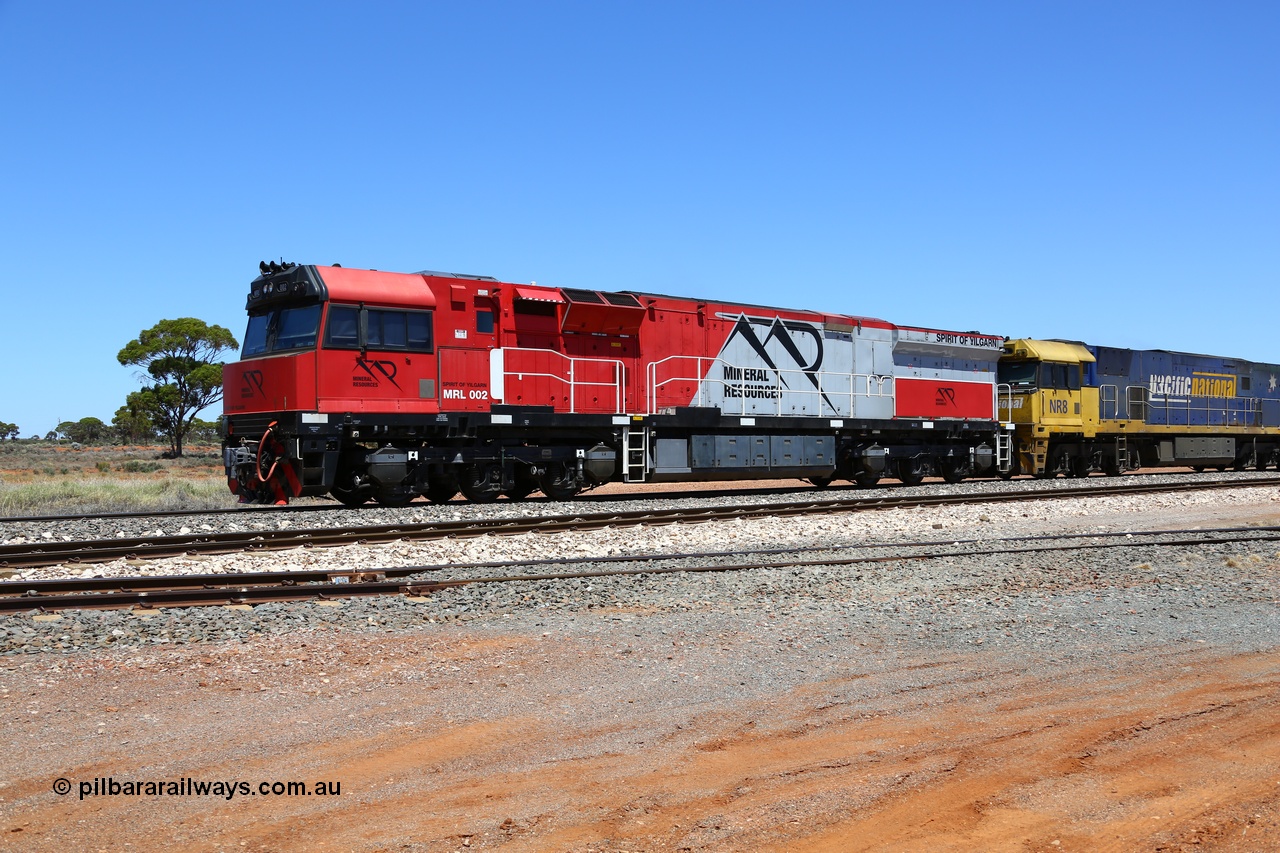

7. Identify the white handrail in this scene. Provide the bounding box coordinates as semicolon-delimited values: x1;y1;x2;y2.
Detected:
498;347;626;413
645;355;892;416
995;383;1013;421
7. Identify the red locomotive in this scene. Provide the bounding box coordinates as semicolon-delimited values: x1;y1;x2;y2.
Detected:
222;262;1005;504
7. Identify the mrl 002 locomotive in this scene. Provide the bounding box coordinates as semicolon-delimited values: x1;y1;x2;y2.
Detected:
221;262;1280;504
221;263;1007;504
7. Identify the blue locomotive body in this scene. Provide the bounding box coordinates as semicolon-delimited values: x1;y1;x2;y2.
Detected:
1091;346;1280;428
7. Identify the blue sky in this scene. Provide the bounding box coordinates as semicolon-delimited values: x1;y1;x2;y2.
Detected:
1;1;1276;437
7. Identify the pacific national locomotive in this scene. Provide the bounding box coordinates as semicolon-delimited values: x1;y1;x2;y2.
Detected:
221;262;1280;504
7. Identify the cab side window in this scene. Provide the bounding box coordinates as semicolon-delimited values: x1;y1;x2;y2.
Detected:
1038;363;1081;390
324;305;434;353
325;306;359;348
407;312;432;350
370;310;407;349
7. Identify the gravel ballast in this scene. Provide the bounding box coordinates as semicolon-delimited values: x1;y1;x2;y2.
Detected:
2;480;1278;657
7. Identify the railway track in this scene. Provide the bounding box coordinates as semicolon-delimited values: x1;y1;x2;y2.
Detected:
3;525;1277;613
2;475;1277;571
0;469;1270;526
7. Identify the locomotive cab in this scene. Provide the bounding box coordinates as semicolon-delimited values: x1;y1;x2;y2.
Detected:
998;339;1099;476
224;264;326;418
223;263;452;504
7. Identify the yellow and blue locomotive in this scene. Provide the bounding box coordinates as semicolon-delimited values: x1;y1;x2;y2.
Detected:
998;339;1280;476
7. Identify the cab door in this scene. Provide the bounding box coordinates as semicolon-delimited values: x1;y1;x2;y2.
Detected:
1039;362;1083;428
437;293;499;411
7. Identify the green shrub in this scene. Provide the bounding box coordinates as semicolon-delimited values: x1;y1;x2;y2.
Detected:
120;460;164;473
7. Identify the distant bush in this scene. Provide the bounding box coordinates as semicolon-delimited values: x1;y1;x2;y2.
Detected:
172;452;222;468
120;460;164;473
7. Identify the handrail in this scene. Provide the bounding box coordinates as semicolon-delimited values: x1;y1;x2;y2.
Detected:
645;355;892;417
497;347;626;414
1099;383;1121;420
1114;383;1261;426
994;382;1012;422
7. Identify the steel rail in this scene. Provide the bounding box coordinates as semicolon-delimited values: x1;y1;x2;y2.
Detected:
0;469;1270;526
4;525;1278;613
2;476;1278;571
6;522;1279;595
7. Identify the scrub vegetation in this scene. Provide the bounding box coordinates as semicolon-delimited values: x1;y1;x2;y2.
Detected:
0;442;228;515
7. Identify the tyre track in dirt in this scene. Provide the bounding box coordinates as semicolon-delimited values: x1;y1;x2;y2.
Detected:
12;637;1275;852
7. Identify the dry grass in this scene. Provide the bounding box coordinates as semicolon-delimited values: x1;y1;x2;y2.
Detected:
0;442;230;515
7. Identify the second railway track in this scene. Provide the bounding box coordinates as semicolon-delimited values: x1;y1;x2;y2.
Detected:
4;525;1278;613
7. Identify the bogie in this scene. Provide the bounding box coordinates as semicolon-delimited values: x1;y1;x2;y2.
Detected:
459;464;503;503
540;462;582;501
894;457;929;487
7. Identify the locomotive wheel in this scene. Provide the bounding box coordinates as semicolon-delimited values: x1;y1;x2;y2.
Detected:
330;464;370;507
854;471;881;488
996;456;1019;481
939;458;970;485
808;476;832;489
894;458;927;487
458;465;502;503
331;483;369;507
1192;465;1205;473
375;490;415;508
1069;455;1090;478
540;464;581;501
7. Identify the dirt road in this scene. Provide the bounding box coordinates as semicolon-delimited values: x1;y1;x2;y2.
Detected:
1;619;1276;851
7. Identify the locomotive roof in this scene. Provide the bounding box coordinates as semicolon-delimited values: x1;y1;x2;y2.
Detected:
316;265;440;309
1004;339;1096;362
253;264;995;340
1073;339;1280;369
619;289;891;327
